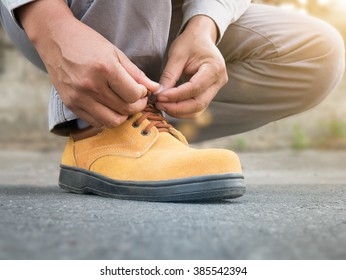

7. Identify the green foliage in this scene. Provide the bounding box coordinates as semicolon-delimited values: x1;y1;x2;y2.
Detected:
235;138;247;150
227;137;248;151
292;124;310;150
316;118;346;149
328;119;346;138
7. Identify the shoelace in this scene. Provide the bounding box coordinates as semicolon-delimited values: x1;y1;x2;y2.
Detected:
132;98;172;135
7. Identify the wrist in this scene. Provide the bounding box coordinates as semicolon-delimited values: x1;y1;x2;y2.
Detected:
183;15;218;44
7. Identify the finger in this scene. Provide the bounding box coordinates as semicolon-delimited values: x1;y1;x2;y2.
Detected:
117;51;160;93
111;96;147;116
156;100;205;118
156;86;217;117
78;98;128;128
94;86;148;115
158;55;185;90
106;61;148;103
157;64;215;102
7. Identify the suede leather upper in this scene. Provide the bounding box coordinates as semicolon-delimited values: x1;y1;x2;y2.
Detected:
61;113;242;181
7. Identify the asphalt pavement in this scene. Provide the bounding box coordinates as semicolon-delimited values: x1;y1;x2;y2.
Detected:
0;149;346;259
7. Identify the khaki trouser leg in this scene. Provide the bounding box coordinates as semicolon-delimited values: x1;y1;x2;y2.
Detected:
186;4;345;141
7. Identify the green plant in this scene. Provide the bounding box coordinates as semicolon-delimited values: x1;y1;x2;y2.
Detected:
328;119;346;138
235;137;247;150
316;118;346;149
292;124;310;150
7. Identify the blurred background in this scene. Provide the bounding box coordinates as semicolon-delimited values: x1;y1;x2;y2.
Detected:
0;0;345;151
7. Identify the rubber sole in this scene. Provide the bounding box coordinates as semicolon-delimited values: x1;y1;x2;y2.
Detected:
59;165;246;202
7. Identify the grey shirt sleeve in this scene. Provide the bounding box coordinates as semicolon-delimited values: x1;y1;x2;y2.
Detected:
181;0;251;44
1;0;36;25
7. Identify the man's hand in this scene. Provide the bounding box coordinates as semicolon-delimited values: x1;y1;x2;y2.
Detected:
156;15;228;119
17;0;159;128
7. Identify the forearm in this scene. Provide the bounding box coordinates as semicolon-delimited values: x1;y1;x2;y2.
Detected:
16;0;75;47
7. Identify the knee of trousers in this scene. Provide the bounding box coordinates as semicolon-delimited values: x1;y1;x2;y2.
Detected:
293;18;345;113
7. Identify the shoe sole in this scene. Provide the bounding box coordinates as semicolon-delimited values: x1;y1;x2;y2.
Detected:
59;165;246;202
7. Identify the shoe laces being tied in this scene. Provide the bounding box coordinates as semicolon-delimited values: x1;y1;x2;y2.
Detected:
132;94;172;135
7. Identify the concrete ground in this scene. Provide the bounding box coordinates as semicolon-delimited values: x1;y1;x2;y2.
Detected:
0;149;345;260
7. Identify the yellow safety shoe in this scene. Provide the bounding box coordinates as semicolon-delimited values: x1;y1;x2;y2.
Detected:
59;103;245;202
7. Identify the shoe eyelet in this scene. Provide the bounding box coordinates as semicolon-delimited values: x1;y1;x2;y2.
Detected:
132;122;140;128
141;130;150;136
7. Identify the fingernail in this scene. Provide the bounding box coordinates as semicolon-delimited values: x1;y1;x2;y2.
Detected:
145;78;160;90
154;85;164;95
146;77;159;85
138;85;147;97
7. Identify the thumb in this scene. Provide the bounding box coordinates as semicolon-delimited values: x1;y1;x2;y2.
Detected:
159;57;185;91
